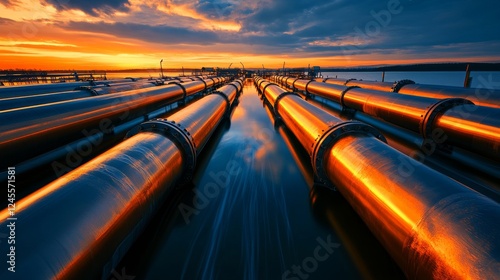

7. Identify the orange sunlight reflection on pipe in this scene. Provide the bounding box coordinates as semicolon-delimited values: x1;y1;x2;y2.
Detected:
437;116;500;141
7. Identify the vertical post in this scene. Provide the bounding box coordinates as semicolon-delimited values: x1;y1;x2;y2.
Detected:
464;64;472;88
382;71;385;82
160;59;164;80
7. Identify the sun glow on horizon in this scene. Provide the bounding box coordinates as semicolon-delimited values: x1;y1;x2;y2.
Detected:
0;0;498;70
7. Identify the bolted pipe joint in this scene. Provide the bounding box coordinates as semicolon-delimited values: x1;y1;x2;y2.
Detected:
136;118;197;183
168;81;187;104
391;79;415;92
312;121;386;189
74;86;101;96
419;98;474;138
273;91;302;117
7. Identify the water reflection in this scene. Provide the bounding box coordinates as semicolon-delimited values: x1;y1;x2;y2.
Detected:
115;80;402;280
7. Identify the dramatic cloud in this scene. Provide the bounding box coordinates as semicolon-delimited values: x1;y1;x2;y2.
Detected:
44;0;131;15
0;0;499;69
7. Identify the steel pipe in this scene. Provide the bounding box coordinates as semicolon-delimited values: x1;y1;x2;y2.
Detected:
0;81;240;279
323;78;350;86
0;81;95;99
0;79;141;99
319;78;500;109
258;77;500;280
346;80;395;92
290;78;500;160
0;82;158;111
0;79;225;169
397;83;500;108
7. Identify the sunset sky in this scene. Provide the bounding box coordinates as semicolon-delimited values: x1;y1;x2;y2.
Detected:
1;0;499;70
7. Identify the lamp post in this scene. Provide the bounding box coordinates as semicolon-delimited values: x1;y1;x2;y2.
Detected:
160;59;164;79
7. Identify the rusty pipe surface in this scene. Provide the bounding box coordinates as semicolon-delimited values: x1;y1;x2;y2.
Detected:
257;77;500;279
0;81;240;279
290;78;500;160
0;78;224;169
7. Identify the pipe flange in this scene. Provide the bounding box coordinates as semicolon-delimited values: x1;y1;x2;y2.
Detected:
199;79;208;91
261;82;278;96
234;79;243;90
420;98;474;139
392;79;415;92
274;91;302;116
257;80;268;93
227;82;240;94
207;77;216;89
345;78;357;86
212;90;231;116
291;78;300;91
168;82;187;101
312;121;386;189
304;80;315;97
75;86;101;96
339;86;360;109
138;118;197;183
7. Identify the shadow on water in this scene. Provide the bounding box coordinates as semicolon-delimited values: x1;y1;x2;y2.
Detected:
115;79;404;280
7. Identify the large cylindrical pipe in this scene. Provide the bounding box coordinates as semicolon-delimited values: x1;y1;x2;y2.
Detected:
0;82;240;279
323;78;350;86
398;83;500;109
346;79;395;92
259;78;500;279
0;79;140;99
0;82;158;111
291;78;500;160
0;79;222;169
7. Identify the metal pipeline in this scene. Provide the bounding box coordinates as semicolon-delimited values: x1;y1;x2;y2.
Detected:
257;77;500;279
289;78;500;161
0;79;141;99
346;79;395;92
0;78;225;169
0;80;241;279
323;78;350;86
397;83;500;108
318;77;500;109
0;81;159;111
0;81;95;99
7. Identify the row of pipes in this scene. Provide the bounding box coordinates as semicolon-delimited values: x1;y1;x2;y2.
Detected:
289;75;500;108
255;76;500;279
0;77;243;279
270;75;500;161
0;76;228;176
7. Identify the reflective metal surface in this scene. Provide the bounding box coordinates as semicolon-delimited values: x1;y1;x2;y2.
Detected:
346;80;395;92
0;78;223;169
0;81;95;98
257;76;500;280
280;77;500;161
436;104;500;160
0;82;157;111
115;79;403;279
399;83;500;108
0;132;185;279
0;80;238;279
